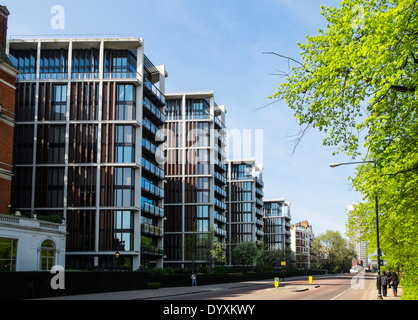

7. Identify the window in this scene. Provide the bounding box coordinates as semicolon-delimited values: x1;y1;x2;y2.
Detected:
115;126;135;163
35;167;64;208
185;205;210;232
51;85;67;120
104;50;136;73
114;211;133;251
116;85;136;120
40;240;56;271
40;49;68;74
0;238;17;272
37;125;65;164
114;168;134;207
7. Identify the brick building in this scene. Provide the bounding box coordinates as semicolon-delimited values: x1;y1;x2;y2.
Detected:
0;5;18;215
290;220;314;269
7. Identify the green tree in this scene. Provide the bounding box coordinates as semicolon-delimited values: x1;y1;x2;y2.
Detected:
269;0;418;299
312;231;356;272
232;241;260;272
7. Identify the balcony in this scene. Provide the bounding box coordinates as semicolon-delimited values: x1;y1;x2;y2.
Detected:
255;187;264;197
255;177;264;187
71;72;99;80
141;245;164;256
214;185;226;198
141;179;164;199
214;172;226;185
214;212;227;224
39;72;68;80
16;73;36;81
142;118;166;142
0;214;66;233
215;227;227;237
255;198;263;208
141;201;164;218
143;97;166;125
141;223;164;237
104;71;141;83
214;198;226;211
142;138;165;162
144;78;166;106
214;116;226;130
141;157;165;180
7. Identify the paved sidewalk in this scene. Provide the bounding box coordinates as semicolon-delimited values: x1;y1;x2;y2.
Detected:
365;275;403;300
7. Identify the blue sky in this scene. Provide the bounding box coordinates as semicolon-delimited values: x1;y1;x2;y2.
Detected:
4;0;364;237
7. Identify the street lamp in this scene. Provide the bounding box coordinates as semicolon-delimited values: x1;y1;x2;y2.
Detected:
330;160;383;300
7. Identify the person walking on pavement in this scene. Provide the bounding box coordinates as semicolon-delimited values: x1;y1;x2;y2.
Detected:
391;272;399;297
387;269;392;289
381;271;388;297
191;273;197;287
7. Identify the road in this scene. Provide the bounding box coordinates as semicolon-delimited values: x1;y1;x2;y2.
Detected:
152;273;376;300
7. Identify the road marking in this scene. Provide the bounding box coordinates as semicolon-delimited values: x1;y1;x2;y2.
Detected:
330;275;370;300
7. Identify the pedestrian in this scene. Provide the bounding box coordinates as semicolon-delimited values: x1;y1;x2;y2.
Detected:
387;269;392;288
381;271;388;297
191;273;197;287
391;272;399;297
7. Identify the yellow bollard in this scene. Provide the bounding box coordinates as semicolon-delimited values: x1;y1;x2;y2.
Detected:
309;276;313;285
274;277;279;288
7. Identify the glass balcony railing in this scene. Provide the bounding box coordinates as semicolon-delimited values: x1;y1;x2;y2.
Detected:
255;177;264;187
16;73;36;81
214;185;227;198
141;201;164;218
141;223;164;237
214;198;227;211
142;138;165;161
71;72;99;80
144;78;166;105
141;158;165;179
104;71;140;81
143;97;166;124
142;118;166;141
39;72;68;80
141;179;164;199
214;172;227;185
141;245;164;256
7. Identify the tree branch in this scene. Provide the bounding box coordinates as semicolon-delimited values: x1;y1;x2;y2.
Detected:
262;52;310;73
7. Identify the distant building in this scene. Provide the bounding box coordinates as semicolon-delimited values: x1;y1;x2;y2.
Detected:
263;199;291;252
290;220;314;269
226;159;264;265
347;204;368;268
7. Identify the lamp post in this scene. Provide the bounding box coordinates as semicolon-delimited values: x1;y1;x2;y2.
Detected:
330;160;383;300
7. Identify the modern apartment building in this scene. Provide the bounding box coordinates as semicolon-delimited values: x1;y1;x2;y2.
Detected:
7;37;167;271
226;159;264;265
290;220;314;269
263;199;291;252
163;92;227;269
